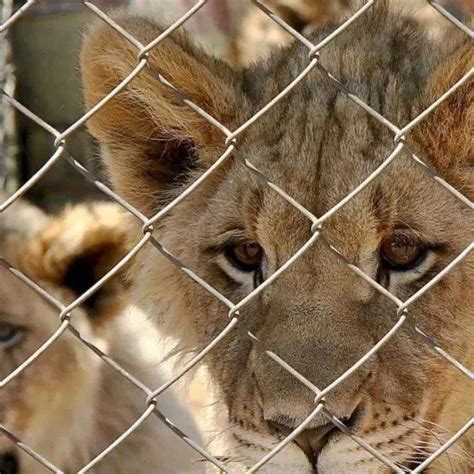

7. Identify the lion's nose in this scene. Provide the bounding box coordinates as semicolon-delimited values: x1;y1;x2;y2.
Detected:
266;402;360;434
0;452;19;474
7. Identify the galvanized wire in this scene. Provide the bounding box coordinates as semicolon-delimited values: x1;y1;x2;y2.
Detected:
0;0;472;472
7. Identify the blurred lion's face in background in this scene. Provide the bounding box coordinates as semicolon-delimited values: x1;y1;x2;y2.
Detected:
0;265;103;473
0;200;127;473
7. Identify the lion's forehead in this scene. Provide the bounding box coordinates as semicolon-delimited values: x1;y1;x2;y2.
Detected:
202;141;470;264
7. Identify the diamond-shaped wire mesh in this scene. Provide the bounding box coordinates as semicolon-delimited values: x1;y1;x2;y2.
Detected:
0;0;472;472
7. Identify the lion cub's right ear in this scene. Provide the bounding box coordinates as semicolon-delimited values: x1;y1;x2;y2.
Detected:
81;16;246;217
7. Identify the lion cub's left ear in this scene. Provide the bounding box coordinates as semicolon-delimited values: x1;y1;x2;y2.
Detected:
26;203;130;319
81;15;246;217
412;40;473;198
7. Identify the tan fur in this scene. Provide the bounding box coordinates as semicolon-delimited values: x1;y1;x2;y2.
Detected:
81;20;244;216
412;41;473;192
81;7;473;473
230;0;472;66
0;198;202;473
230;0;349;65
22;202;128;323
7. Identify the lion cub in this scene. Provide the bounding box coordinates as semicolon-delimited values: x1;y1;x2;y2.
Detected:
0;197;202;473
81;4;473;474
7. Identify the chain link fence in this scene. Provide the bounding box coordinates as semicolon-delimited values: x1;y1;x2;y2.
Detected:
0;0;473;472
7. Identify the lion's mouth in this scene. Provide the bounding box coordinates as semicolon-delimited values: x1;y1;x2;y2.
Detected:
269;421;336;471
269;419;434;473
0;452;19;474
294;426;432;474
294;423;336;470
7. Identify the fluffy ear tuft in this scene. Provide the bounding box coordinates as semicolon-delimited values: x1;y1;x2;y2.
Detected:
81;16;246;216
0;193;49;241
412;40;473;197
25;203;130;319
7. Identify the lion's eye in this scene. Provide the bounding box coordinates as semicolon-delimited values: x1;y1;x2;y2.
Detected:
225;242;264;273
380;232;427;271
0;323;23;350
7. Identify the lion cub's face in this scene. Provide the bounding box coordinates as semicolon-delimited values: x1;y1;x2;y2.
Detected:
0;265;101;473
0;201;126;473
82;9;473;473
